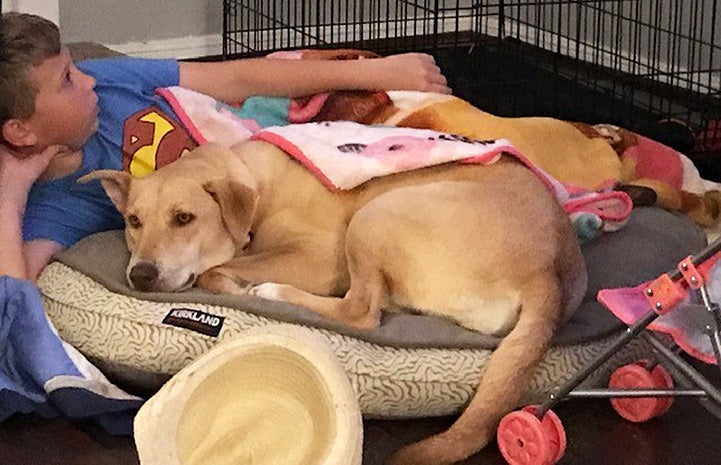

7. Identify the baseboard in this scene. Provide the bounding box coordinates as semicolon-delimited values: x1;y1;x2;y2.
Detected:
104;34;223;60
102;15;478;60
223;15;480;55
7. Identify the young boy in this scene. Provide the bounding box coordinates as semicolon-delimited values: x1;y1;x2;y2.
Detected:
0;12;451;282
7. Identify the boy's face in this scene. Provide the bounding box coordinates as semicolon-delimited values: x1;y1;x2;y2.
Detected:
25;47;99;151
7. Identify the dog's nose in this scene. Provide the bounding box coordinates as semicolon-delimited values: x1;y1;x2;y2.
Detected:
129;262;159;291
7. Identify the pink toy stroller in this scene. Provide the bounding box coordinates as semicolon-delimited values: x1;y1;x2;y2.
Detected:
495;238;721;465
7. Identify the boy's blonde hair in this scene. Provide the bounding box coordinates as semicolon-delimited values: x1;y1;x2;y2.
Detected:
0;13;61;133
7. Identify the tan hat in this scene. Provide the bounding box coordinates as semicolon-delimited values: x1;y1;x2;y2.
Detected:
134;325;363;465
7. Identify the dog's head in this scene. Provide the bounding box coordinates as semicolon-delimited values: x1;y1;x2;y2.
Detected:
79;143;259;292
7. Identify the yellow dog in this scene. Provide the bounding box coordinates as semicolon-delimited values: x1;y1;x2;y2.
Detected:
82;139;587;465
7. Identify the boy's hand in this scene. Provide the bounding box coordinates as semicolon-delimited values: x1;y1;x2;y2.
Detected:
0;144;69;281
0;144;67;204
374;53;451;94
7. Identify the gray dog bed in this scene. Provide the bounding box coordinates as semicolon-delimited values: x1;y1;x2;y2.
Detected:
37;207;705;418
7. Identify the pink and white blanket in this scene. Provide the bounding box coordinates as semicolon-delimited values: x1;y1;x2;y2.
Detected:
158;87;632;240
253;122;519;190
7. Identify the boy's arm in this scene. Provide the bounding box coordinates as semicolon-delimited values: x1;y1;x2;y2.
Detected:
178;52;450;103
0;196;27;279
0;145;64;281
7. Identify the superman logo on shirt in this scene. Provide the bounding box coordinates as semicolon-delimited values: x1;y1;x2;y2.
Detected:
122;107;196;177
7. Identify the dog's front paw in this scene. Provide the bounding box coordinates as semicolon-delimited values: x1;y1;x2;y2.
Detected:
248;282;292;301
197;271;252;295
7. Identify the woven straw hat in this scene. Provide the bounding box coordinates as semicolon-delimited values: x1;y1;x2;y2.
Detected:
134;325;363;465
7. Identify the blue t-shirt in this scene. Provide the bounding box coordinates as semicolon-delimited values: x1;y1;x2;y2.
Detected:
23;58;197;247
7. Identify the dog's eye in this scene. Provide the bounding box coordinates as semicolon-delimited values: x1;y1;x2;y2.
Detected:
126;214;142;229
174;212;196;226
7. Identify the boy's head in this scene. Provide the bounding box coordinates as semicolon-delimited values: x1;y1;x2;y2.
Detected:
0;13;99;152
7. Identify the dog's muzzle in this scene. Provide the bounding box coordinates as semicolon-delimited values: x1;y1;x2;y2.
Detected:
128;262;198;292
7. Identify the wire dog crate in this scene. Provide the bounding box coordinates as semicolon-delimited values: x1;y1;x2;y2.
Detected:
223;0;721;178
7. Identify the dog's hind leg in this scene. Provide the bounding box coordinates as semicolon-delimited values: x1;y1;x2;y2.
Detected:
250;254;388;330
250;280;385;330
249;207;395;328
389;272;563;465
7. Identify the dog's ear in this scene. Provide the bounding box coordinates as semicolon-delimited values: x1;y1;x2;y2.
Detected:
78;170;132;214
203;179;259;249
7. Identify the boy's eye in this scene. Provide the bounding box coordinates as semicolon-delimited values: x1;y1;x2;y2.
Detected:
126;215;142;228
173;212;195;226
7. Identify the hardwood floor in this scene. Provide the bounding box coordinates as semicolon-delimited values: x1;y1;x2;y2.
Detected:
2;388;720;465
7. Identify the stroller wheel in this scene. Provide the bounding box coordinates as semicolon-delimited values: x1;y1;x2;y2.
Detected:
497;405;566;465
650;364;675;416
609;362;673;422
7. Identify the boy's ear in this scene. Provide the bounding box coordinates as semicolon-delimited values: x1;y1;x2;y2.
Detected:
78;170;132;214
1;119;38;147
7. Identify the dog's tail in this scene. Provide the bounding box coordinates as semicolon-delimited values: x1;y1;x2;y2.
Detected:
388;271;564;465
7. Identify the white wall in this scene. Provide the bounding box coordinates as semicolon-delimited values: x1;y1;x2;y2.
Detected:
59;0;222;58
5;0;59;24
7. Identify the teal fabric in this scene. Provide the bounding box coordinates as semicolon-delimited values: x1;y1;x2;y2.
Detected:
234;96;291;128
